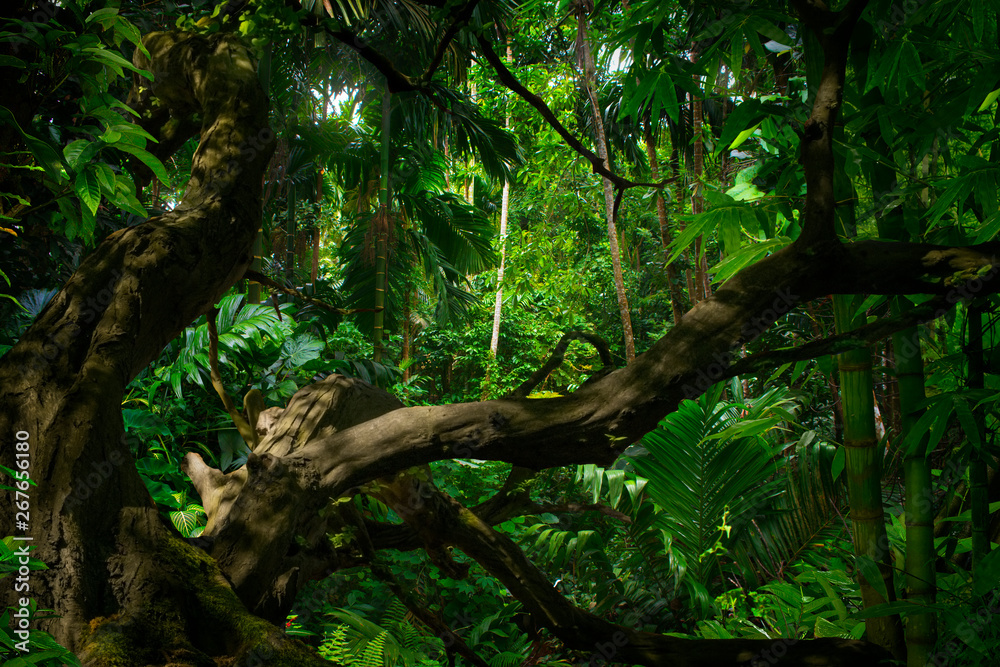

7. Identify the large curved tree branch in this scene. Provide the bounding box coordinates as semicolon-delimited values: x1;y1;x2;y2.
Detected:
276;240;1000;499
190;233;1000;660
189;369;891;667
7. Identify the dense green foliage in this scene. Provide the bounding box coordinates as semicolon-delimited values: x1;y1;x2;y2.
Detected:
4;0;1000;665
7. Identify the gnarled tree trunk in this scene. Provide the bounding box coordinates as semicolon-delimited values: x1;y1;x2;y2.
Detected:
0;31;324;665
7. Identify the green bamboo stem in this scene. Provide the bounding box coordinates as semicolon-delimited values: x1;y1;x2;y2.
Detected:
835;294;903;658
967;303;991;571
892;301;935;667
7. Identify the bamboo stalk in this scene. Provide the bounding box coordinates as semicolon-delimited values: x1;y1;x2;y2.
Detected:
892;304;936;667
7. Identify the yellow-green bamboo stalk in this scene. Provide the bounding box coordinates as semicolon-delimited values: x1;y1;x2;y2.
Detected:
835;294;903;658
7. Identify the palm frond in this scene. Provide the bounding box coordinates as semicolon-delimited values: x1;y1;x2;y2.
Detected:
627;382;793;615
733;433;850;586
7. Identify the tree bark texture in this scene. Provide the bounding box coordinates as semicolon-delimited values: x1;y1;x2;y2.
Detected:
0;31;327;665
576;8;636;364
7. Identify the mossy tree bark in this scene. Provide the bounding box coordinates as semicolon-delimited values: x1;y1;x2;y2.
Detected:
0;31;322;665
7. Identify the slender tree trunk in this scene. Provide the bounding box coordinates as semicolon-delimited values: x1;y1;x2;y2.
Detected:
576;9;635;363
489;180;510;356
374;90;391;362
690;52;711;304
644;118;685;322
311;225;319;284
833;136;903;656
467;75;477;204
489;42;513;363
967;303;991;570
892;307;936;667
691;95;706;302
831;116;905;654
671;147;696;300
249;227;263;304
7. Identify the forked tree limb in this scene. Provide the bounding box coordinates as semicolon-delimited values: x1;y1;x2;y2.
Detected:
509;330;613;399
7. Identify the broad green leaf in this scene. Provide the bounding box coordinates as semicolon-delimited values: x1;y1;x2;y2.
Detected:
95;163;116;194
972;541;1000;596
745;16;795;48
901;395;951;455
107;179;147;217
115;143;168;184
831;446;845;482
74;168;101;215
854;555;889;601
112;16;147;55
897;41;923;100
952;398;981;446
82;46;153;80
0;55;27;69
716;99;761;157
278;334;324;367
619;69;660;121
0;106;67;183
85;7;119;25
729;121;762;150
606;469;624;507
977;87;1000;113
110;123;157;144
711;237;792;284
971;0;986;43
